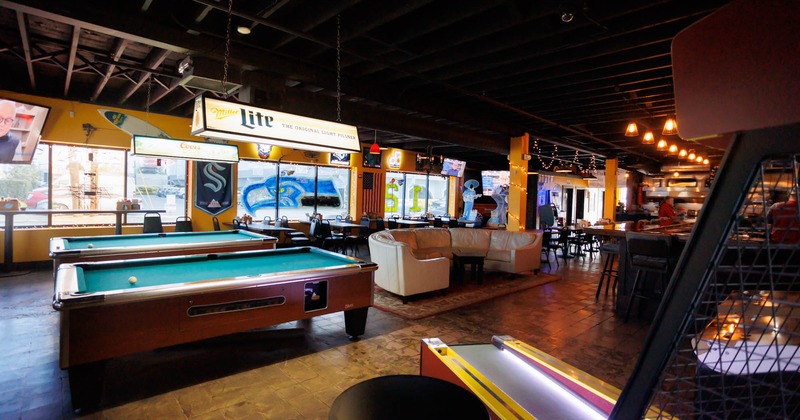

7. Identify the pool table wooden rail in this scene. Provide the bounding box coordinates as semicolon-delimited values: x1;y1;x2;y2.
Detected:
53;248;377;369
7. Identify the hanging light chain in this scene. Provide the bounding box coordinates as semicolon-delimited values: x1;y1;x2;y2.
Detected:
336;14;342;122
145;74;152;136
222;0;233;96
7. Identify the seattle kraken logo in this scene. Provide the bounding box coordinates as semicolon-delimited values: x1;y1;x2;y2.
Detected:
202;162;227;192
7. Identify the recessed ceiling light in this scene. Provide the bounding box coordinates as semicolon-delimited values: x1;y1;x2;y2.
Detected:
237;25;251;35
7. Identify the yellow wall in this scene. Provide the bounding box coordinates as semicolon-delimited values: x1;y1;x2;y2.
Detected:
0;91;460;263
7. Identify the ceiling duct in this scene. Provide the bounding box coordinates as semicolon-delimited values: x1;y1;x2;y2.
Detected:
178;56;241;94
660;163;710;173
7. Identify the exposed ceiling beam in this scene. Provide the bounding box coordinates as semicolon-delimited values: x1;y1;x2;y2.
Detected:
118;48;169;104
63;25;80;97
15;10;35;89
91;38;127;102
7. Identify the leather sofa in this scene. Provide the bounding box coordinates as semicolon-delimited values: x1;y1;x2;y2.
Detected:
368;228;542;302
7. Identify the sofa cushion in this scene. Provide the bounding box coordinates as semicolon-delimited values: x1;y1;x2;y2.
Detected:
486;249;512;262
449;228;490;255
389;229;417;250
414;250;445;259
414;228;451;250
490;230;536;251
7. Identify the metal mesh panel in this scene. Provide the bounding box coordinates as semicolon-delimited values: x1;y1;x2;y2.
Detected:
645;155;800;419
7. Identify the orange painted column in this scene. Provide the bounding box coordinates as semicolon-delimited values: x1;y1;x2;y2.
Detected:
508;133;529;231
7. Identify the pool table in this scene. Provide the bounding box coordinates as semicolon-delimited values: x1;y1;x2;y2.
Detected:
420;336;623;419
49;230;277;270
54;247;376;409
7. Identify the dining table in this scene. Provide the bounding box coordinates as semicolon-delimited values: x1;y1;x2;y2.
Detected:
223;221;295;240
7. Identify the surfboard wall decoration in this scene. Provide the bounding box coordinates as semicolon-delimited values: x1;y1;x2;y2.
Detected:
98;109;171;138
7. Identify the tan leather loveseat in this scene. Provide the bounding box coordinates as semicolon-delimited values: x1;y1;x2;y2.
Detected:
368;228;542;302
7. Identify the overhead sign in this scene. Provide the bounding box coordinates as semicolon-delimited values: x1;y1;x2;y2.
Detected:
132;135;239;163
191;95;360;154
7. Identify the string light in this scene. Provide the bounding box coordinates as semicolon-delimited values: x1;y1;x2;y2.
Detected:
531;139;559;170
572;150;582;171
588;154;597;175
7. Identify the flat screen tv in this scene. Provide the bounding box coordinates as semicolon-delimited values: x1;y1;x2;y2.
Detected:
0;98;50;164
481;170;510;195
441;158;466;177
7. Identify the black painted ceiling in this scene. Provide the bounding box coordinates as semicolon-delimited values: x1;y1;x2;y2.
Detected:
0;0;734;172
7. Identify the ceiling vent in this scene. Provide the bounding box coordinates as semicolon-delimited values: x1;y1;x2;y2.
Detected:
178;56;241;95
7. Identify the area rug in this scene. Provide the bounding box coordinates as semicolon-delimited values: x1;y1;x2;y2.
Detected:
372;271;560;320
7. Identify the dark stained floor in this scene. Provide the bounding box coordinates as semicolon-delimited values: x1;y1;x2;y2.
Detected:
0;246;650;419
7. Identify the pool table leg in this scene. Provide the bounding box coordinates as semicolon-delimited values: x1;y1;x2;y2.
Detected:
344;307;369;338
67;360;108;413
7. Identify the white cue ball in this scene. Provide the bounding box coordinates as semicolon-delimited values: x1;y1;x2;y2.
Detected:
87;243;94;248
128;276;137;284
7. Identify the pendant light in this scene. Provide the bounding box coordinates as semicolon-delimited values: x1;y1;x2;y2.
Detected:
662;117;678;135
625;122;639;137
369;130;380;155
642;131;655;144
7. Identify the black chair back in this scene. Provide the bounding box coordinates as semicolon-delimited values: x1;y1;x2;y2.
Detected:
143;212;163;233
175;216;193;232
263;216;272;224
626;232;673;272
387;219;398;229
375;217;385;231
448;219;459;228
433;217;443;228
212;216;221;231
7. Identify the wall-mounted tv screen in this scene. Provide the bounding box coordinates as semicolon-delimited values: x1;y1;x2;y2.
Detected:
481;170;510;195
441;158;466;177
0;98;50;164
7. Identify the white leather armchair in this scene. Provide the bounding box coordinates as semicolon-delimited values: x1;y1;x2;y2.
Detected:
368;231;450;303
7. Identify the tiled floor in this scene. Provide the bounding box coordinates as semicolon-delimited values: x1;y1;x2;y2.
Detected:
1;248;651;419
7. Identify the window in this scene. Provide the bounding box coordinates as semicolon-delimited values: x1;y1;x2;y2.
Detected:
403;173;428;218
384;172;449;218
385;172;404;217
236;160;350;221
0;143;188;228
126;155;187;224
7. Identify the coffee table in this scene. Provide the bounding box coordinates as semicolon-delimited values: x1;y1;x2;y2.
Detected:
452;251;486;284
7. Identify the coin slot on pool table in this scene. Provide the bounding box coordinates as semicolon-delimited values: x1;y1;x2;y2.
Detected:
187;295;286;316
304;281;328;312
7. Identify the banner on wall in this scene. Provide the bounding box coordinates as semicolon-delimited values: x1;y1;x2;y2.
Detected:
194;162;233;215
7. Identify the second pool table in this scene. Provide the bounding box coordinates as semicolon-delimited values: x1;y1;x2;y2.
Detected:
49;230;277;269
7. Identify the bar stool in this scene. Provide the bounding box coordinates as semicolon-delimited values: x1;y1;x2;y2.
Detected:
623;232;673;322
596;241;619;299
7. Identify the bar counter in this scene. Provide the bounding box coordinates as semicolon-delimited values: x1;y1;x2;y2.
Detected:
585;221;696;320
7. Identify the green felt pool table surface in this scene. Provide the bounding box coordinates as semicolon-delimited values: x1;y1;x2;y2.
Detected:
61;230;267;250
78;248;353;292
